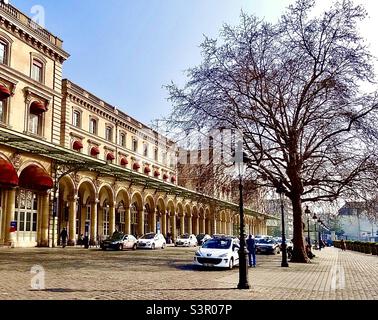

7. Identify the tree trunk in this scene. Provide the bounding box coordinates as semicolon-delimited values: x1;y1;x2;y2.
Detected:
290;193;310;263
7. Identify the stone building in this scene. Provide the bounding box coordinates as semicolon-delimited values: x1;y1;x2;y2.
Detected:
0;2;270;247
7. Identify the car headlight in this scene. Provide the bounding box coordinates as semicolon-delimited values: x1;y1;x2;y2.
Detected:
219;253;228;258
146;242;151;245
195;251;202;257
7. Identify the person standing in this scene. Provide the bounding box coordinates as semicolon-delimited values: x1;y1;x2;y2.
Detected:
246;234;256;267
60;227;68;248
340;239;347;251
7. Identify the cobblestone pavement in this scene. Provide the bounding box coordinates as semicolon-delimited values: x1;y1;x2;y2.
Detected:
0;246;377;300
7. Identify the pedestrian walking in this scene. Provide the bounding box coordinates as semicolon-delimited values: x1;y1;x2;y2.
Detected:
246;234;256;267
60;227;68;248
340;239;347;251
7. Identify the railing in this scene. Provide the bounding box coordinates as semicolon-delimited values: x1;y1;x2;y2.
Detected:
0;1;18;18
0;1;62;48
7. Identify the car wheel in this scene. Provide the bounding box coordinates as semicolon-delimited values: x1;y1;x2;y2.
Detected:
151;243;156;250
102;247;106;251
162;243;166;249
118;244;123;251
132;243;137;250
228;258;234;270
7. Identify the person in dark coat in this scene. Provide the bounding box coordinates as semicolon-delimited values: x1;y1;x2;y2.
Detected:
60;227;68;248
246;235;256;267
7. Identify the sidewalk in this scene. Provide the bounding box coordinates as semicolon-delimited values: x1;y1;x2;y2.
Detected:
214;247;378;300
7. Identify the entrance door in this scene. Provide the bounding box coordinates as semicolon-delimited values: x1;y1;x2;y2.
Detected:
15;190;38;246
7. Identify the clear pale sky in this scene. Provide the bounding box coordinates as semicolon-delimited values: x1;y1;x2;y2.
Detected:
11;0;378;126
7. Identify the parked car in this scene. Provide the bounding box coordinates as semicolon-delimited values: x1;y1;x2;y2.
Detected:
277;239;293;251
175;234;198;247
256;238;280;254
193;237;240;269
100;233;137;251
137;233;166;250
196;233;211;246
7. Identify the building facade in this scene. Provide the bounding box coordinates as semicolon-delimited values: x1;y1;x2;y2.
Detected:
0;2;269;248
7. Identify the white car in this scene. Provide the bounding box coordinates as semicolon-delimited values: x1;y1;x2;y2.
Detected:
137;233;166;250
193;237;240;269
175;234;198;247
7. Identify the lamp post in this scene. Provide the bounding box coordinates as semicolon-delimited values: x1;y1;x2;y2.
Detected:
276;180;289;267
318;219;323;251
305;206;311;246
235;141;250;290
312;212;318;249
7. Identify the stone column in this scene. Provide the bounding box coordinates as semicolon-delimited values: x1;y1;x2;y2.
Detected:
151;210;157;233
40;193;50;247
187;215;192;234
90;200;98;245
200;217;205;234
138;209;144;238
180;215;185;235
161;211;167;236
5;189;16;245
170;213;176;240
109;203;116;235
193;216;199;235
68;197;77;246
125;206;131;235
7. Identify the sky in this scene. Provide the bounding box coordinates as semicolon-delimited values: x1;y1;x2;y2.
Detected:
11;0;378;127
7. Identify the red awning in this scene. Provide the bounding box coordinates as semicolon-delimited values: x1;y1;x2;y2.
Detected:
107;153;115;161
154;171;160;177
30;101;47;115
91;146;100;156
0;159;19;188
73;140;83;151
163;174;168;180
0;84;11;101
144;167;151;174
19;165;53;191
133;163;140;170
171;176;176;183
120;158;128;166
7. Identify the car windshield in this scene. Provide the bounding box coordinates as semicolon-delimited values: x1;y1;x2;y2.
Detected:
202;239;231;249
257;239;275;244
179;234;190;239
197;234;205;240
111;233;124;241
141;233;156;239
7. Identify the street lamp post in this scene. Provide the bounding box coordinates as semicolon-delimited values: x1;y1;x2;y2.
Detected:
235;141;250;290
312;213;318;249
305;206;311;246
318;219;323;251
276;180;289;268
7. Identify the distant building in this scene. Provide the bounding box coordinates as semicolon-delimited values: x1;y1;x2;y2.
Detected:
338;202;378;242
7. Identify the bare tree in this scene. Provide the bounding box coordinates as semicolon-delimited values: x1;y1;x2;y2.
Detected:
166;0;378;262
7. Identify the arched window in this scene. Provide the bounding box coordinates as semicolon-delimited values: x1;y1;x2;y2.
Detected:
0;39;8;65
144;204;151;234
0;34;12;66
116;201;125;233
131;203;139;237
103;201;110;237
